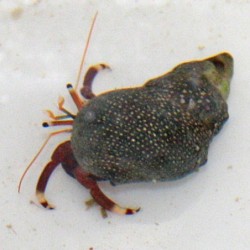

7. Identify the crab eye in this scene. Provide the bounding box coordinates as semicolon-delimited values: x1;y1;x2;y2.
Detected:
84;110;96;123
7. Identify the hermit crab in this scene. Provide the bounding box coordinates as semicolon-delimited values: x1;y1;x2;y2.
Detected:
19;13;233;215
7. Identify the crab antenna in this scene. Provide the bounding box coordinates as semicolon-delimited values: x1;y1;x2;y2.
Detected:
18;129;72;193
75;11;98;90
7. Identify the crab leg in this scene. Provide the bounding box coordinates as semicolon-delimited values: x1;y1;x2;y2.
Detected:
73;167;140;215
36;161;58;209
35;140;72;209
80;63;110;99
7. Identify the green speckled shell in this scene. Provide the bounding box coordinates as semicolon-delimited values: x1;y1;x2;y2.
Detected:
71;53;233;185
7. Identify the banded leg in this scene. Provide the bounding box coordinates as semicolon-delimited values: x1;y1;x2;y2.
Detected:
36;141;73;209
81;63;110;99
73;167;140;215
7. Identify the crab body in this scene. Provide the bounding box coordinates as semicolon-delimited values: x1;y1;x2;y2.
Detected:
72;53;233;185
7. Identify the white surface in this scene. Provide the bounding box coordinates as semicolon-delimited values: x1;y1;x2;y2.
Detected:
1;1;250;250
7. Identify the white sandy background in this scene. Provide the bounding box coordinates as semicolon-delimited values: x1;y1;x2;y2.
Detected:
1;1;250;250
